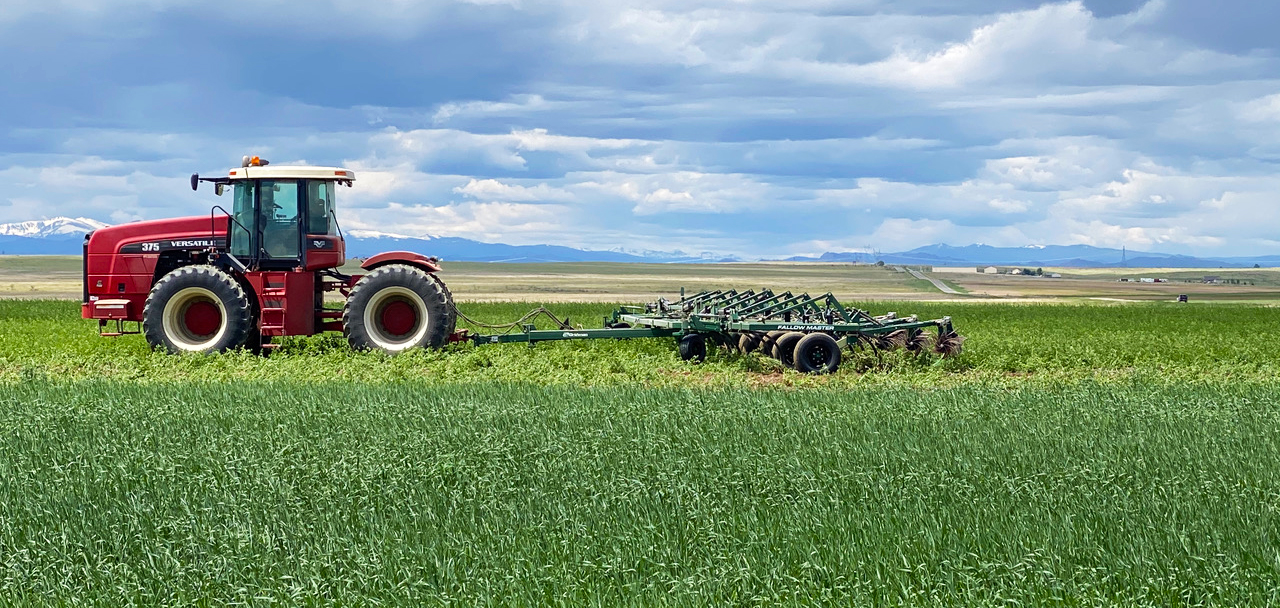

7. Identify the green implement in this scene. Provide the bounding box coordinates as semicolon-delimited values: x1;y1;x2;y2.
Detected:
464;289;963;374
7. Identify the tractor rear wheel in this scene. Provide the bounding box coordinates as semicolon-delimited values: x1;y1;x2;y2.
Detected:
430;273;458;338
793;333;841;374
344;264;453;353
772;331;805;368
143;265;253;354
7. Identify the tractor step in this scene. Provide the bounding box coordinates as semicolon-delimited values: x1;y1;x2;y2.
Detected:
260;306;286;335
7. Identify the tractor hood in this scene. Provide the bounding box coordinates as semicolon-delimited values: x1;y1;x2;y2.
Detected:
86;215;229;256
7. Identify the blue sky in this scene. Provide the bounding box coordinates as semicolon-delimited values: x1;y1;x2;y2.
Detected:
1;0;1277;257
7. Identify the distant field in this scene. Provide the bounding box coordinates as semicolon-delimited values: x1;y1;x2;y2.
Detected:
9;255;1280;302
935;265;1280;300
2;255;938;301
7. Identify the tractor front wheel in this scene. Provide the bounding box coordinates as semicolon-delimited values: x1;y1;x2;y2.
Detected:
344;264;454;354
143;265;253;354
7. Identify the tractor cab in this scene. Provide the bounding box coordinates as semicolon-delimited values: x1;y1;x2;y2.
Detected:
193;156;351;272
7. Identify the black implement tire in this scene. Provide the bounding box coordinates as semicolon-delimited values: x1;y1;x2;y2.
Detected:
772;331;805;368
794;333;841;374
714;332;737;353
143;265;252;354
760;330;787;356
738;331;762;354
678;334;707;363
344;264;452;353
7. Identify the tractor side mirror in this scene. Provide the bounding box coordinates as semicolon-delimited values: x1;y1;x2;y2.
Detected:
190;173;199;191
215;183;225;196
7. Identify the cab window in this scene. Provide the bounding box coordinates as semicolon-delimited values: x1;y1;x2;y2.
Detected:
306;180;338;236
230;181;256;259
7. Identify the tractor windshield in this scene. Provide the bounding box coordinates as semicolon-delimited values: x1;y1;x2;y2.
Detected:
306;180;338;236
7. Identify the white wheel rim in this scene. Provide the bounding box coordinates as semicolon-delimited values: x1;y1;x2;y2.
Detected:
363;286;430;352
161;286;227;351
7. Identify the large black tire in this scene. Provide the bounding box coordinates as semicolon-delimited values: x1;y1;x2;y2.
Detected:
794;333;841;374
678;334;707;363
344;264;453;353
772;331;805;368
430;273;458;337
738;331;762;354
143;265;252;354
760;330;787;356
713;332;737;353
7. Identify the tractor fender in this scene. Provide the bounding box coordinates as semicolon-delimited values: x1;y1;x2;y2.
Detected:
360;251;442;274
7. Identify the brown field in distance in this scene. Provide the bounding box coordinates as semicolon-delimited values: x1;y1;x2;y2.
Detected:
5;255;1280;303
934;266;1280;300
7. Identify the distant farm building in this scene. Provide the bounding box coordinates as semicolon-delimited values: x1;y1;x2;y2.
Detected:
1203;276;1220;284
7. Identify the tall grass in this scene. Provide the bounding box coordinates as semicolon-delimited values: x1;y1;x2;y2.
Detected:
0;381;1276;604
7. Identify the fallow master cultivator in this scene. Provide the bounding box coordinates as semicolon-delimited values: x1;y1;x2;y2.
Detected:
462;289;964;375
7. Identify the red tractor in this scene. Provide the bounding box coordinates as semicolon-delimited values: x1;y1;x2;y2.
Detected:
82;156;457;354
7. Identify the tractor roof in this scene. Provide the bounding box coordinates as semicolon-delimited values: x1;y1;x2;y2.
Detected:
227;165;355;181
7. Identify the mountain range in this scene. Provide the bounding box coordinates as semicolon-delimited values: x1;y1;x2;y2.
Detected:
0;218;733;262
1;217;1275;267
785;243;1280;268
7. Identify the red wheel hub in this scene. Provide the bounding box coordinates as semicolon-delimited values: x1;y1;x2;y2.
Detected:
183;301;221;337
380;300;417;336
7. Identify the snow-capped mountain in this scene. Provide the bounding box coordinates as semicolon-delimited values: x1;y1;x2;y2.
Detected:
345;229;440;241
4;217;1273;267
0;217;108;254
0;217;702;262
0;217;108;238
607;247;741;262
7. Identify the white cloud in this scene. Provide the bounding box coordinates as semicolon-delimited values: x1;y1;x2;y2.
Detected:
432;95;552;125
1239;94;1280;123
574;170;774;215
988;198;1029;213
347;201;568;244
453;178;575;202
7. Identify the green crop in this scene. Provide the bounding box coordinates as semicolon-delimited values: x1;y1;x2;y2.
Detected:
3;299;1280;604
3;300;1279;386
0;381;1278;605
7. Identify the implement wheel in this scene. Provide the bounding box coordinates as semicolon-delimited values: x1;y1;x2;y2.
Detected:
344;264;454;353
760;330;787;356
794;333;841;374
773;331;805;368
678;334;707;363
143;265;252;354
738;331;762;354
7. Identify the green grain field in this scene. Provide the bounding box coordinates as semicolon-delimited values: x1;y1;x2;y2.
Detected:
2;299;1279;605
